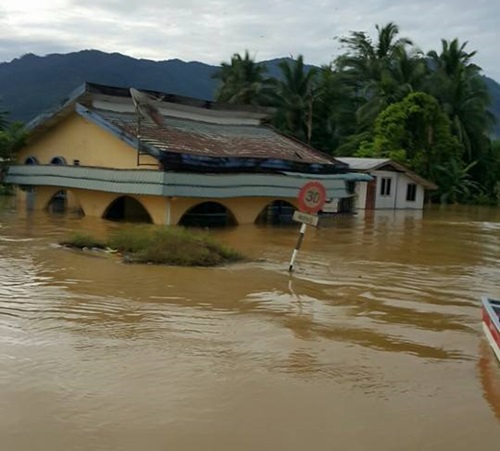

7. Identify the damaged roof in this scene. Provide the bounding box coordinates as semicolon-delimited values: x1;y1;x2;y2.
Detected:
91;107;334;165
28;82;347;174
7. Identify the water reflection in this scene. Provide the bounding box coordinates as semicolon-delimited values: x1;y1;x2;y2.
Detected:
478;340;500;420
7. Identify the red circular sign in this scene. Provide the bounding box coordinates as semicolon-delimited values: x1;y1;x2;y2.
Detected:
297;181;327;214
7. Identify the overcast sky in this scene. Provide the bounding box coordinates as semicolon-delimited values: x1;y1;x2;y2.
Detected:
1;0;499;81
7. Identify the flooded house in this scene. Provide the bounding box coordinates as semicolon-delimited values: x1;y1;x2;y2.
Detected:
336;158;437;210
6;83;370;226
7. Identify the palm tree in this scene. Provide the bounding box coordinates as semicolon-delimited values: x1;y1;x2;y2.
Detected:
212;51;272;105
435;159;482;204
426;39;494;187
311;64;360;153
337;22;413;85
336;22;419;127
271;55;319;143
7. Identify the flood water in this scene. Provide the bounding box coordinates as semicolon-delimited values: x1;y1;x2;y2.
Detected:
1;196;500;450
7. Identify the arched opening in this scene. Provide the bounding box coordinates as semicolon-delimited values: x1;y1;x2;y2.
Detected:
47;189;84;216
50;156;67;165
255;200;296;225
103;196;152;223
24;156;39;165
179;202;237;228
48;190;67;214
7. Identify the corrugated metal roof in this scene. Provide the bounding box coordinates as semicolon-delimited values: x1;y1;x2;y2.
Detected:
336;157;391;170
88;107;335;166
24;82;347;173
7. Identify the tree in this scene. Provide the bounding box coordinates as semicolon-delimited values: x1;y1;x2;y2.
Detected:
426;39;494;184
310;64;360;153
434;159;482;204
0;119;26;184
271;55;319;143
356;92;462;182
336;22;418;127
212;51;272;105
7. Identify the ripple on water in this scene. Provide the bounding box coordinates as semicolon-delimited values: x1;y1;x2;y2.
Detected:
1;206;500;449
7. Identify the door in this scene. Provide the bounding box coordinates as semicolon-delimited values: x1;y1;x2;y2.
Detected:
365;177;376;209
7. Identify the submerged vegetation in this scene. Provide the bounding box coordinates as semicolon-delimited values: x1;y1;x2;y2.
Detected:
213;22;500;205
60;225;244;267
0;108;25;190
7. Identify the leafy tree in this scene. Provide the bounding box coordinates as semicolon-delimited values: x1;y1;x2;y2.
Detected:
212;51;272;105
0;117;26;184
355;92;462;182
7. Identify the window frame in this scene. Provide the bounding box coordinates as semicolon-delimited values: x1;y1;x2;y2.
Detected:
406;183;417;202
380;177;392;197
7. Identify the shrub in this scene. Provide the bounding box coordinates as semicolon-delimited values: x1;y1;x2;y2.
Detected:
108;224;155;253
61;225;244;266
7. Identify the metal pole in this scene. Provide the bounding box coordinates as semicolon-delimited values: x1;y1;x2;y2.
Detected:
136;108;142;166
288;223;307;272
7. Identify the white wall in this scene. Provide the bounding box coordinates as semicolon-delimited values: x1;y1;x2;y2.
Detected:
394;172;425;209
374;170;397;209
354;170;425;210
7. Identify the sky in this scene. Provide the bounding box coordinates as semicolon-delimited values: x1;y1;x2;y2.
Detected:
1;0;499;81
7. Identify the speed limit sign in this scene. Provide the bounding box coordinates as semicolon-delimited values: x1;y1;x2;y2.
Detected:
297;181;327;214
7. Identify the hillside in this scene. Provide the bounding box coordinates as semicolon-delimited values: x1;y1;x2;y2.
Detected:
1;49;499;137
0;50;219;122
484;76;500;136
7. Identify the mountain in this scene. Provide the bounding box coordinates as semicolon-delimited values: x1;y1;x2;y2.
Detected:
1;49;499;137
484;76;500;137
0;50;219;123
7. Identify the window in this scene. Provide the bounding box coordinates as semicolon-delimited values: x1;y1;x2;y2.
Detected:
380;177;392;196
406;183;417;202
50;156;67;165
24;156;39;165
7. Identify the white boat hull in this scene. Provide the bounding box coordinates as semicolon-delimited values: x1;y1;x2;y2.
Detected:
481;297;500;363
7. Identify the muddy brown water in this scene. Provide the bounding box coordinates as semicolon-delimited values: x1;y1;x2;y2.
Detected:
1;197;500;450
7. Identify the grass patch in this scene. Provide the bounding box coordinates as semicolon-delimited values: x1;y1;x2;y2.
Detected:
61;225;244;267
60;232;107;250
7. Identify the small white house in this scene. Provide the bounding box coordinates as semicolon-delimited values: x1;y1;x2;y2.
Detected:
336;158;437;210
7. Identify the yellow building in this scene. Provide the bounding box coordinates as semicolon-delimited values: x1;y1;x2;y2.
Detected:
6;83;370;226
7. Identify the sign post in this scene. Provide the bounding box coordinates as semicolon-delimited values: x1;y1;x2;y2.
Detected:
288;181;326;272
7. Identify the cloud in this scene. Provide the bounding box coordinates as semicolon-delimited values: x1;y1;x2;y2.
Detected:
1;0;499;80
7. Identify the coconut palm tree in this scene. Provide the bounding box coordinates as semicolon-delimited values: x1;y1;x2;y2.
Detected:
212;51;272;105
337;22;413;86
336;22;420;128
311;64;360;153
426;39;494;188
270;55;319;143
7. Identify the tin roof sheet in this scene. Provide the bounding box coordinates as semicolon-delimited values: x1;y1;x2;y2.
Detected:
90;108;336;166
336;157;391;171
